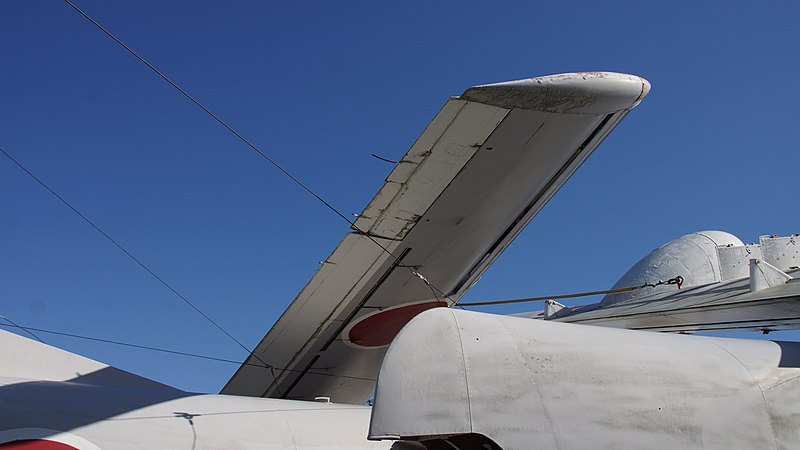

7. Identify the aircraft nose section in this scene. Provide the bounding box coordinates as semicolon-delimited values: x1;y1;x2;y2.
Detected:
461;71;651;114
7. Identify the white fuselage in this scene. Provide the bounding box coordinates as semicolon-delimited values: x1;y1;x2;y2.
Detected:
0;374;388;449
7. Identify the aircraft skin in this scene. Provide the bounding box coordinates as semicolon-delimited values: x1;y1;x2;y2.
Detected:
0;329;388;450
370;308;800;449
3;72;798;449
0;377;383;450
524;231;800;332
223;72;653;404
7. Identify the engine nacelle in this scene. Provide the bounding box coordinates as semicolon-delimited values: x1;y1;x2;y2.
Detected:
369;308;800;449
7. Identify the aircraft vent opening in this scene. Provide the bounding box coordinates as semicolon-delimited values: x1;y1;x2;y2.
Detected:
399;433;503;450
601;231;743;306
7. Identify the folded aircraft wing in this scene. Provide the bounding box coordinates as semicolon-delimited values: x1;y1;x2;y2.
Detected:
222;72;651;403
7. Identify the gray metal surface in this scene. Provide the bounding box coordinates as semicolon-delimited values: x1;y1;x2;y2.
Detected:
223;72;650;403
370;308;800;449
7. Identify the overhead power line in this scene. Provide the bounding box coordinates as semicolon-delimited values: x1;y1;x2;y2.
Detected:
0;145;269;369
0;313;45;343
62;0;454;305
456;276;684;307
0;322;374;382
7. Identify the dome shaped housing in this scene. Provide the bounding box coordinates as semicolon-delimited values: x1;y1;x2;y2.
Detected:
601;231;743;306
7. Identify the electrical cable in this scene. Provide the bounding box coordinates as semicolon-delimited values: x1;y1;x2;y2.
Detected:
455;276;684;307
0;145;272;370
61;0;455;305
0;313;45;343
0;322;374;382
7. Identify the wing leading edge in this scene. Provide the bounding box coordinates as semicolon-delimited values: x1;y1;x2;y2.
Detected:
222;72;650;403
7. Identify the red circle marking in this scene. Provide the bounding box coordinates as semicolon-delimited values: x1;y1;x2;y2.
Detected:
348;301;447;347
0;440;78;450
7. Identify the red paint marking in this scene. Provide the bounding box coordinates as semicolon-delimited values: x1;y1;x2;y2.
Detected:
0;440;78;450
348;301;447;347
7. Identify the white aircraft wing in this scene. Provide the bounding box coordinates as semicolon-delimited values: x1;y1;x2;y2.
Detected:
221;72;650;403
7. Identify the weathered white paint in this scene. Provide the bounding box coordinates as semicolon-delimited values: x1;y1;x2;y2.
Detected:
761;234;800;271
750;259;793;292
370;309;800;449
461;72;650;114
548;268;800;333
601;231;744;305
224;73;651;403
718;243;762;281
514;232;800;333
0;329;388;450
356;99;509;240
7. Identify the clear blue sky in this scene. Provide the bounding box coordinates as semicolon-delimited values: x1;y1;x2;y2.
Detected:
1;1;797;393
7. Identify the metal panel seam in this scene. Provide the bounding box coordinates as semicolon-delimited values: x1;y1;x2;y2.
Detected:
448;309;473;431
369;102;509;241
709;341;779;447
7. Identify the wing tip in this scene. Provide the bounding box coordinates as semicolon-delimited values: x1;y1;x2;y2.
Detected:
461;72;651;114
